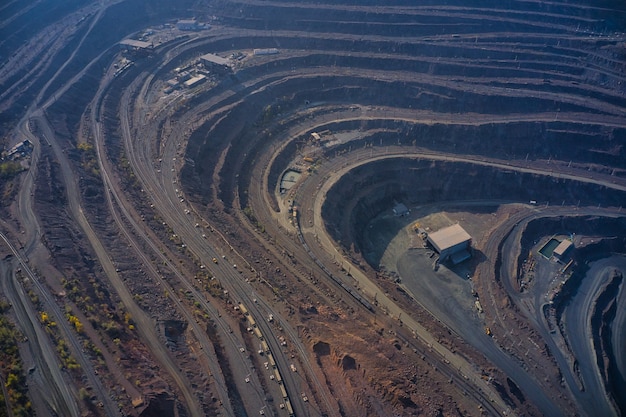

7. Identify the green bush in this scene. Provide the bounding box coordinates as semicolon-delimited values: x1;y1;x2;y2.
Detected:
0;161;23;179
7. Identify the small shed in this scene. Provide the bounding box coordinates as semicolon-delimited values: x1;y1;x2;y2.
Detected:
393;203;409;217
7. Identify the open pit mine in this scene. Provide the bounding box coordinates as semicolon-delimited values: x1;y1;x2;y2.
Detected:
0;1;625;416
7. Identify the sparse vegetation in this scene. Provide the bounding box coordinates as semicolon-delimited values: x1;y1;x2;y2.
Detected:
0;161;23;178
1;0;624;416
77;141;100;176
0;300;32;417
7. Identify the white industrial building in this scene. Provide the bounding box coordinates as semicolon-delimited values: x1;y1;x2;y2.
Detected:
427;224;472;264
200;53;230;70
185;74;206;88
184;74;206;88
177;19;198;31
119;39;153;51
253;48;280;56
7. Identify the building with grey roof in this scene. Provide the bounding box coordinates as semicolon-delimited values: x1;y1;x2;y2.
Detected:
200;53;230;71
184;74;206;88
427;224;472;264
393;202;409;217
177;19;198;31
119;39;153;50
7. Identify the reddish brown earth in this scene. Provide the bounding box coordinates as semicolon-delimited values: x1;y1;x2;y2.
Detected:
0;1;625;417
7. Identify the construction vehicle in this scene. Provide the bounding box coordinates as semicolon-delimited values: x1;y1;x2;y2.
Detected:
485;327;492;336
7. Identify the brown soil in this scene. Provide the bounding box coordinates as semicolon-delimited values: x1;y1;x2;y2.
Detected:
2;1;625;416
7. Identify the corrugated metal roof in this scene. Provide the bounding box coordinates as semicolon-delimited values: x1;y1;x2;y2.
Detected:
428;224;471;252
120;39;152;49
554;239;572;256
184;74;206;87
200;53;229;66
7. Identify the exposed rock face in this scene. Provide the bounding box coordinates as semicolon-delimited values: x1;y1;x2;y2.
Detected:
321;159;626;259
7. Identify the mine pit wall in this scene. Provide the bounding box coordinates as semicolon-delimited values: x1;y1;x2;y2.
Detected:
320;158;626;261
182;38;626;206
187;111;626;211
518;216;626;270
515;217;626;338
516;216;626;280
149;31;623;118
0;17;91;133
546;235;626;415
218;0;624;37
590;270;625;415
189;114;625;217
2;0;197;133
182;30;626;203
184;77;400;207
551;237;626;322
46;52;116;142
